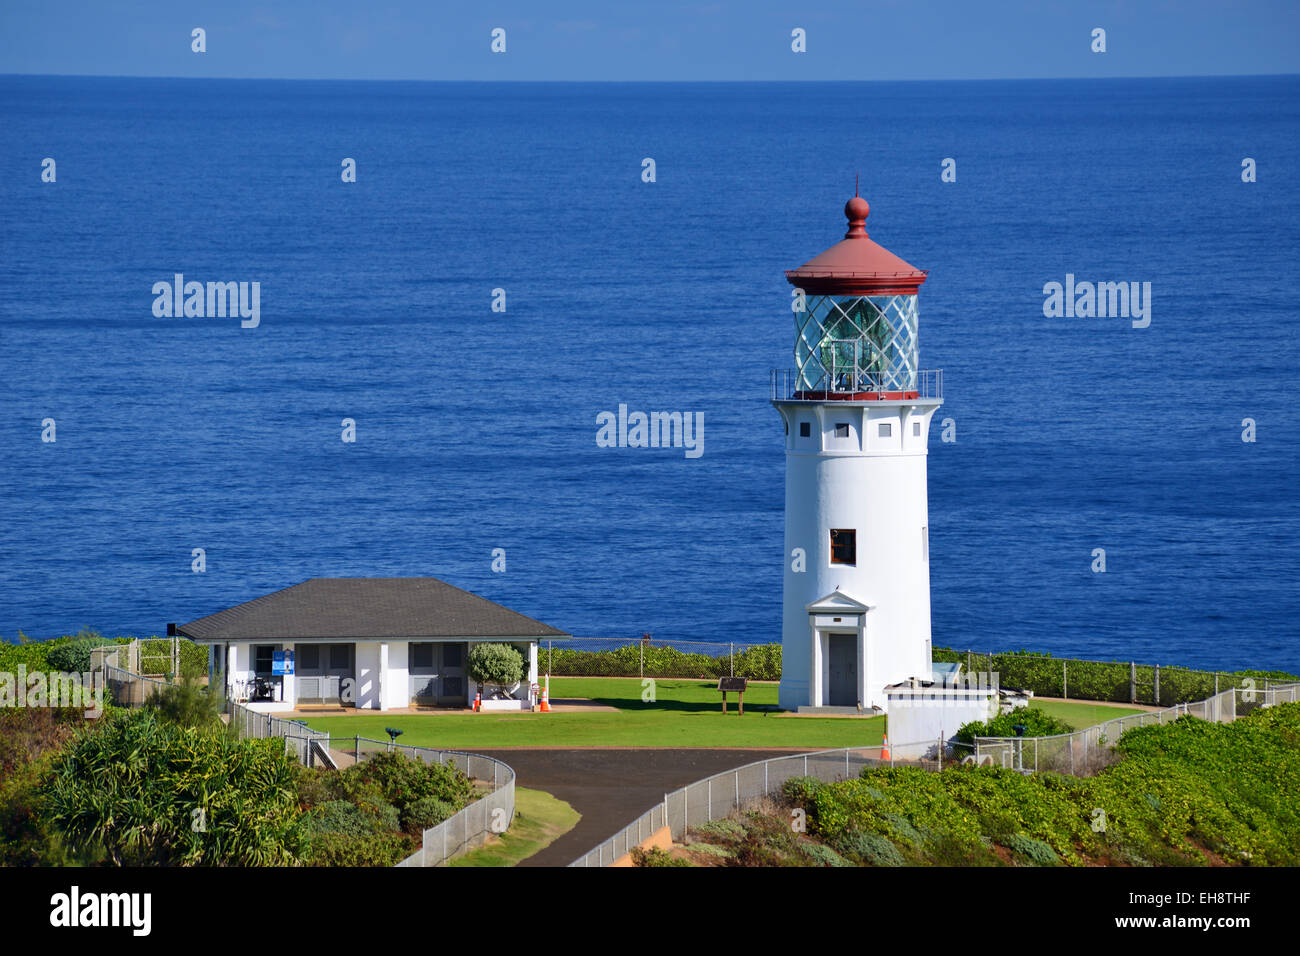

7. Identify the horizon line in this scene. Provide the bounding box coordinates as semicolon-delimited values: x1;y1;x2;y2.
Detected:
4;72;1299;84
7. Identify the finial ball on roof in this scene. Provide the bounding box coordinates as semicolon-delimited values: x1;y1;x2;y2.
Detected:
845;195;870;221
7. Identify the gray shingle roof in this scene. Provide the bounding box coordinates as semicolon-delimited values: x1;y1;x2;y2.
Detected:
178;577;569;642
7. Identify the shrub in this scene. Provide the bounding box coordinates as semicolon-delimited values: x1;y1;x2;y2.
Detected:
45;635;103;674
308;800;387;838
145;676;221;728
468;643;524;689
801;842;852;867
352;751;476;813
401;796;457;835
630;846;691;867
42;708;306;866
782;775;825;809
302;830;415;867
1003;833;1061;866
954;706;1075;745
695;818;745;842
835;830;905;866
539;643;782;680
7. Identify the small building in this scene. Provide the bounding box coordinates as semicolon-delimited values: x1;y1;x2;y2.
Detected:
179;577;568;712
883;670;1000;759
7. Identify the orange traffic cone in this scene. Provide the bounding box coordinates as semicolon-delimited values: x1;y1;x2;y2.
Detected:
880;734;891;761
539;683;551;713
473;691;481;712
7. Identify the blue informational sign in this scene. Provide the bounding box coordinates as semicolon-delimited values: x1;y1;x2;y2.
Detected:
272;650;294;675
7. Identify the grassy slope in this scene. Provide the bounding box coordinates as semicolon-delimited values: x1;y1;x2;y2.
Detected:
302;678;1147;750
447;787;580;867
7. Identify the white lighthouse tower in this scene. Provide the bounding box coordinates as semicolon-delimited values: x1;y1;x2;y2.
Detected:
772;194;942;713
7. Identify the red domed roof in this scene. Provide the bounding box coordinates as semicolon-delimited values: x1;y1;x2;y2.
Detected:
786;196;928;296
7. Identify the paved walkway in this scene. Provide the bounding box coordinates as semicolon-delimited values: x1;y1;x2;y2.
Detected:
472;747;809;867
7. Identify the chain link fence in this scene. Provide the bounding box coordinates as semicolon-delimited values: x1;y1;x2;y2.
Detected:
975;682;1300;774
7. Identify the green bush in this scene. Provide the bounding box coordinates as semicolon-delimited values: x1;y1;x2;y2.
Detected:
468;643;525;689
45;636;103;674
145;676;221;728
778;703;1300;867
401;797;457;834
954;706;1075;745
42;708;306;866
308;800;388;838
1004;833;1061;866
302;830;415;867
353;751;476;814
933;646;1297;707
539;643;781;680
781;775;826;807
833;829;905;866
801;842;852;867
631;846;691;867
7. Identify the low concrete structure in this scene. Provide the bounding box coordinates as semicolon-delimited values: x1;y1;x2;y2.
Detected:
883;673;999;759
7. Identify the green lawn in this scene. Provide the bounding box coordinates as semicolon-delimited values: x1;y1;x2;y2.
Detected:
1033;699;1147;730
447;787;580;867
300;678;1150;750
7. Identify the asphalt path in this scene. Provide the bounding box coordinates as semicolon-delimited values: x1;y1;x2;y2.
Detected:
474;748;810;867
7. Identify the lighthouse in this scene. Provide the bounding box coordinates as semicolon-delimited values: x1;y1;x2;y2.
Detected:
772;194;942;713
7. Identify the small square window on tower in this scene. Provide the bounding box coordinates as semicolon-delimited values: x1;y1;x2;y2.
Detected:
799;422;811;438
878;422;892;438
835;422;849;438
830;529;857;565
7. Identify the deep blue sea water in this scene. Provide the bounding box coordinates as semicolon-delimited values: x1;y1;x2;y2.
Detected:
1;76;1297;672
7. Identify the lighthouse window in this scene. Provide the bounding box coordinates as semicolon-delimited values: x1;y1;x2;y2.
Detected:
834;423;849;438
913;421;921;436
799;422;811;438
830;529;857;565
878;423;892;438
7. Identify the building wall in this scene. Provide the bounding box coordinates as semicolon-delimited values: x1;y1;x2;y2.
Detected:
777;398;941;711
885;687;998;759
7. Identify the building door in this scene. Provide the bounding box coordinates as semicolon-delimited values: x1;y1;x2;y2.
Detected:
437;642;467;706
828;634;858;706
296;643;354;703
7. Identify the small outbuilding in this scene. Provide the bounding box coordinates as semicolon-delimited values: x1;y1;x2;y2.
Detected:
179;577;568;712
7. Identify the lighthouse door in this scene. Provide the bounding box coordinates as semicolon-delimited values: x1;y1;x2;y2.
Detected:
827;634;858;706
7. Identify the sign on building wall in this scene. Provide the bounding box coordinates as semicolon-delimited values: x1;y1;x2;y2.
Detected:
272;650;295;675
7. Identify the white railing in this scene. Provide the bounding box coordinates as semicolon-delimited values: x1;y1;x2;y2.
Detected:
771;368;942;401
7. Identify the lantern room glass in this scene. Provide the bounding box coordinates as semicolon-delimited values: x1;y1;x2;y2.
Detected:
794;294;919;393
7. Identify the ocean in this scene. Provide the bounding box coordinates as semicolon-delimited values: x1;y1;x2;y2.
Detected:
1;75;1297;671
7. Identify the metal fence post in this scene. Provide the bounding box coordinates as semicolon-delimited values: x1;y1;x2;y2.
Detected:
1063;660;1068;699
1130;662;1136;703
1154;664;1160;705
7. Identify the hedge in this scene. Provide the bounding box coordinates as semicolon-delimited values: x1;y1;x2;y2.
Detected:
540;643;781;681
537;641;1293;706
932;647;1298;707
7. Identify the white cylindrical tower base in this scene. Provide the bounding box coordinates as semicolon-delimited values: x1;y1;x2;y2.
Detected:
774;397;940;712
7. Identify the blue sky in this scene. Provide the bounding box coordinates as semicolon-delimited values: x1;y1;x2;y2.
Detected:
1;1;1298;81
